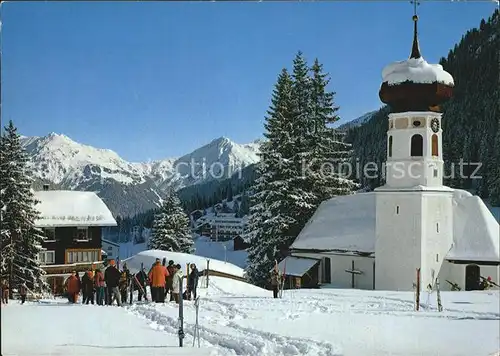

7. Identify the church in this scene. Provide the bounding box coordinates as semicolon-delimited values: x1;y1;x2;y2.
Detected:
280;13;500;292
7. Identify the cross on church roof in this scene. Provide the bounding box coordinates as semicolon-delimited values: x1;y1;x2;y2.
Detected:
410;0;422;59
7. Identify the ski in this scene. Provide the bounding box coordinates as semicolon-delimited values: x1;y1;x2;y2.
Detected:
436;278;443;312
279;258;287;299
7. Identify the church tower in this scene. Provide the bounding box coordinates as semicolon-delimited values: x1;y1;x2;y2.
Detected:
374;8;456;291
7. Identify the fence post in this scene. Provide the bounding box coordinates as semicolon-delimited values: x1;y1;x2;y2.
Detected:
416;268;421;311
206;259;210;288
178;275;184;347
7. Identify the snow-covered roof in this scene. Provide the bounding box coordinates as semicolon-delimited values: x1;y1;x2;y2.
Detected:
290;192;376;253
447;191;500;263
34;190;117;227
382;57;454;86
290;189;500;263
102;239;120;247
123;249;245;278
273;256;320;277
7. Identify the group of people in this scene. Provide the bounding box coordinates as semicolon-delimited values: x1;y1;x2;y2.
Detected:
62;258;201;306
64;260;124;306
147;258;200;304
0;280;27;305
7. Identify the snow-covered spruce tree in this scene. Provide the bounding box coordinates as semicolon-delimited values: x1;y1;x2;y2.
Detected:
0;121;46;296
245;68;305;286
148;191;194;253
306;58;359;201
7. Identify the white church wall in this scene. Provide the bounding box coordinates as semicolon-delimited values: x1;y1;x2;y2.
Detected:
439;262;500;291
421;192;454;289
292;252;375;290
375;192;423;291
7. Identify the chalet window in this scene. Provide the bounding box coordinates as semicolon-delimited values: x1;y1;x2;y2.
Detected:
410;134;423;157
431;134;439;156
43;228;56;242
73;227;90;242
66;249;101;264
38;250;55;265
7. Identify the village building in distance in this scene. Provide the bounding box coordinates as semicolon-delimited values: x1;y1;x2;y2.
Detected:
34;185;117;293
102;238;121;261
278;13;500;292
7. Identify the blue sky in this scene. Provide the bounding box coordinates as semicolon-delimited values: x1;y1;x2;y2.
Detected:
2;1;497;161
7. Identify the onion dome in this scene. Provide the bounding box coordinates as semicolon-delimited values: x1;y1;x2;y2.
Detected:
379;14;454;113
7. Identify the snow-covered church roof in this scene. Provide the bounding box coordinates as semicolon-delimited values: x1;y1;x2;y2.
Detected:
34;190;117;227
447;190;500;263
382;57;454;86
290;190;500;263
291;192;376;254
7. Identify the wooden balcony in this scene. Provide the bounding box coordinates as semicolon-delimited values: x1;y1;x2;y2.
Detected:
41;261;104;276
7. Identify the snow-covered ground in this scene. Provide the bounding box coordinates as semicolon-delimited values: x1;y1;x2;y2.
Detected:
3;276;499;356
1;298;216;356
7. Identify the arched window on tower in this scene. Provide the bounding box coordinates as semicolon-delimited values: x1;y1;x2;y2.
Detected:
432;134;439;156
388;136;393;157
410;134;423;157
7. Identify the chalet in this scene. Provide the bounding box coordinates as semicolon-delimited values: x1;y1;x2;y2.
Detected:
34;186;117;293
233;235;250;251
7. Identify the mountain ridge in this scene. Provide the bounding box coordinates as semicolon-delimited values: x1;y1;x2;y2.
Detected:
21;133;261;217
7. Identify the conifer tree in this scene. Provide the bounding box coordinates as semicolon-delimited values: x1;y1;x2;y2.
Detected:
306;58;359;202
0;121;46;296
148;190;194;253
245;68;299;286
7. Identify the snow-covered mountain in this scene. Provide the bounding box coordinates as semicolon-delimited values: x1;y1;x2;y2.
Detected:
337;110;379;131
21;133;260;217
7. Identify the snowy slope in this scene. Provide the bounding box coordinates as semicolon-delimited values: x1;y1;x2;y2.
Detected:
336;110;378;131
123;249;245;278
21;134;260;216
4;279;498;356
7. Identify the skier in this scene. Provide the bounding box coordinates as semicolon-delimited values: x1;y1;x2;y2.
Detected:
104;260;122;306
166;260;175;302
187;263;199;300
270;267;281;299
19;283;27;304
171;264;184;304
81;270;95;305
148;259;160;302
1;280;9;304
133;269;148;302
94;268;105;305
149;260;169;303
119;263;131;304
65;272;80;304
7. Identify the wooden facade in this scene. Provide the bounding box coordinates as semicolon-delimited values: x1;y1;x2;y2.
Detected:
233;235;250;251
40;226;103;266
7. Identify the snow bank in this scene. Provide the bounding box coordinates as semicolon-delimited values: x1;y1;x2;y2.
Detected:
291;192;376;253
203;276;269;297
382;57;454;86
448;194;500;262
123;249;245;278
34;190;117;227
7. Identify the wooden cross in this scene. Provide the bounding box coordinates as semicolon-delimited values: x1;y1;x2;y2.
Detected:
344;260;363;288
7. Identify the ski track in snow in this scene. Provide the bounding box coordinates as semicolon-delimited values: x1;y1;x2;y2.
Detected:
126;302;341;356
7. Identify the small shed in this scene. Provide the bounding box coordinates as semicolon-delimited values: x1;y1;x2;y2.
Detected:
272;256;320;289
